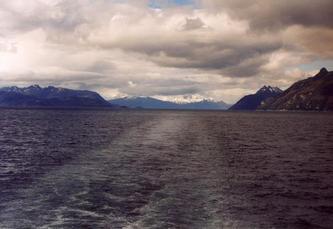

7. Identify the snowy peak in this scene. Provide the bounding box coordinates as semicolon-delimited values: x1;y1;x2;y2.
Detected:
2;85;45;93
27;84;42;90
257;85;283;94
0;85;111;107
109;96;230;110
260;68;333;110
229;85;283;110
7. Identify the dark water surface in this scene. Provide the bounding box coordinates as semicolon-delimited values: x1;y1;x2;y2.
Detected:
0;109;332;228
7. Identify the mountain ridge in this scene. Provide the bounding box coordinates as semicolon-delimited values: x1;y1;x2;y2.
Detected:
2;68;332;111
260;68;333;111
229;85;283;110
109;96;230;110
230;68;333;111
0;85;112;108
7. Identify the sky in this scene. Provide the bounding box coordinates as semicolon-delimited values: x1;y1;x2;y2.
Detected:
0;0;332;103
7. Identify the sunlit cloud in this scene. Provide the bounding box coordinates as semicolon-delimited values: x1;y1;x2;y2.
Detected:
0;0;332;103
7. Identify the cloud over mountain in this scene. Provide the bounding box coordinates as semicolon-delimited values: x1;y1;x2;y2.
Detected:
0;0;332;103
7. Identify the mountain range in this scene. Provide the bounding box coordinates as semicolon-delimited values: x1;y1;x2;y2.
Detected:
230;68;333;111
0;85;112;108
0;67;332;111
109;97;230;110
0;85;230;110
229;86;283;110
260;68;333;111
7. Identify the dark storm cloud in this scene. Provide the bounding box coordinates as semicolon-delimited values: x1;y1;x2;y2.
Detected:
204;0;333;30
137;35;282;77
93;26;283;77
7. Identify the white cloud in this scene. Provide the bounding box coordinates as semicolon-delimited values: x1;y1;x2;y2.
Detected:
0;0;332;103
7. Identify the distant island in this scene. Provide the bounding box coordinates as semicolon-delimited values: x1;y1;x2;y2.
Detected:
230;68;333;111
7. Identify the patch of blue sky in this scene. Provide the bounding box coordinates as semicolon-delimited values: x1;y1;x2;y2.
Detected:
149;0;196;8
298;59;333;72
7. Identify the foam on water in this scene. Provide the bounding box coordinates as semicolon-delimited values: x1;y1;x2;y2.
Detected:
0;109;333;228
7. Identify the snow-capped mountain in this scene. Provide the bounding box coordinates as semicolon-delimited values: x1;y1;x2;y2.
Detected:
260;68;333;111
0;85;112;107
229;85;283;110
109;97;230;110
257;85;283;94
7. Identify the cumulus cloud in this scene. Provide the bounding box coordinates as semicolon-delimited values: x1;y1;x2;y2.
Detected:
0;0;332;103
202;0;333;30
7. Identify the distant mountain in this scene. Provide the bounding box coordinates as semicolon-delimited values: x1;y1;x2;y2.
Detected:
176;100;230;110
0;85;112;107
109;97;176;109
260;68;333;111
109;97;230;110
229;86;283;110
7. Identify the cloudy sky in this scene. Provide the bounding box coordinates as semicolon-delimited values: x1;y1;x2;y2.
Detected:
0;0;332;103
